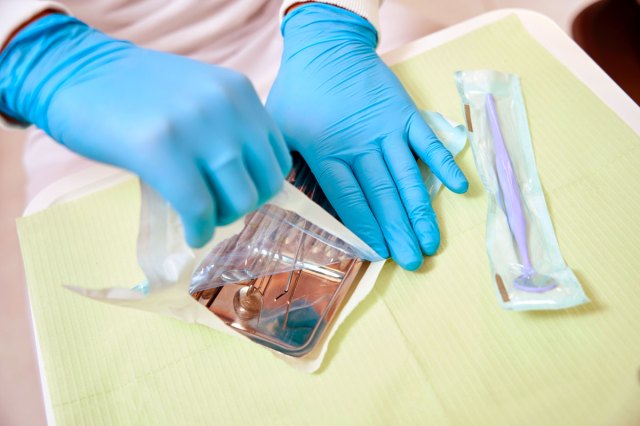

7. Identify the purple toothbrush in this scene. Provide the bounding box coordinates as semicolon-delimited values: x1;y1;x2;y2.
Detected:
485;94;556;293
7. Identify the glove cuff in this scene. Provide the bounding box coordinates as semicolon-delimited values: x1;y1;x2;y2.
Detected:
281;3;378;50
280;0;381;34
0;14;126;134
0;2;70;129
0;14;89;130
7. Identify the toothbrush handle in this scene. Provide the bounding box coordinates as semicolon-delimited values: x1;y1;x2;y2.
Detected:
485;94;533;272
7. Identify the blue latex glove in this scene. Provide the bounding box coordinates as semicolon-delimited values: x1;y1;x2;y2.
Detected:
267;4;468;270
0;14;291;247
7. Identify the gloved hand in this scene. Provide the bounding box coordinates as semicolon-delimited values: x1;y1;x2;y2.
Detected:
0;14;291;247
267;4;468;270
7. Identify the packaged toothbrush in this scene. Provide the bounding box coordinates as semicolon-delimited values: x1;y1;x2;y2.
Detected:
455;70;588;311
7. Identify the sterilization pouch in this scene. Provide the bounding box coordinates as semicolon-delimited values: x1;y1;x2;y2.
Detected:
455;70;588;310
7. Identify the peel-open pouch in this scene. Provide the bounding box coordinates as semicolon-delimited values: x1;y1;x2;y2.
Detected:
455;70;588;310
67;111;466;371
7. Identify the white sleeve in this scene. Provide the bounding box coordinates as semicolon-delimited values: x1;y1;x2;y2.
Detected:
0;1;69;129
280;0;382;32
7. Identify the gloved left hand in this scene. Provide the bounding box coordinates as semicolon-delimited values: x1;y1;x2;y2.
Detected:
267;3;468;270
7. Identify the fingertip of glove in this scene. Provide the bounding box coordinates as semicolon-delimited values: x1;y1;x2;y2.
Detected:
400;256;423;271
371;243;390;260
184;219;215;249
281;152;293;177
186;231;210;249
452;177;469;194
415;220;440;256
391;244;424;270
445;170;469;194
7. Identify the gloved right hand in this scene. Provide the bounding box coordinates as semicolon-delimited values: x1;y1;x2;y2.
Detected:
0;14;291;247
267;4;467;270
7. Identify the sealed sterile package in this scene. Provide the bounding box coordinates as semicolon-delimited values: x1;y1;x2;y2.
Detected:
70;176;384;372
455;70;588;311
68;110;466;371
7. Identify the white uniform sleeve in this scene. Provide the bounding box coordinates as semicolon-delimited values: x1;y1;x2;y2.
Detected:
0;1;69;129
280;0;382;32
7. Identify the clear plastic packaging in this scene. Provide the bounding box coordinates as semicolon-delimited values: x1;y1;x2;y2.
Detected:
188;167;371;357
117;174;381;358
455;70;588;310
